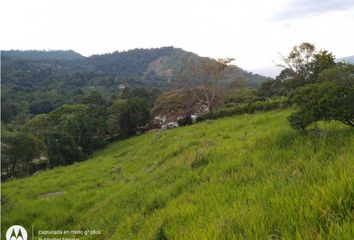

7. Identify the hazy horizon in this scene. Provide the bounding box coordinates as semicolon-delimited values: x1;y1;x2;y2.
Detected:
2;0;354;77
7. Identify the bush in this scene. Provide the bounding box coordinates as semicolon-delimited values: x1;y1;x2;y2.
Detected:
177;115;193;126
288;65;354;130
196;97;287;122
47;133;83;167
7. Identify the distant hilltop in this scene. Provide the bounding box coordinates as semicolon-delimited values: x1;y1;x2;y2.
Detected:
1;49;84;60
1;47;270;87
336;55;354;64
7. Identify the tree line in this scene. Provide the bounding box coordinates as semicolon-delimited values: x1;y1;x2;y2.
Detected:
258;43;353;130
192;43;353;130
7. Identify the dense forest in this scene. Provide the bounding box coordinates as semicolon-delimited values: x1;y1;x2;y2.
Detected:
1;47;269;123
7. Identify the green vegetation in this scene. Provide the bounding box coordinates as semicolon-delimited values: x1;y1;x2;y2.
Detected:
197;97;287;122
289;64;354;130
2;43;353;181
258;42;337;97
1;91;154;179
1;48;267;123
0;48;271;180
2;44;353;239
2;110;354;239
1;50;84;60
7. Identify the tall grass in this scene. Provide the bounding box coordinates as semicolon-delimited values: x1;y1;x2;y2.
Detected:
2;110;353;239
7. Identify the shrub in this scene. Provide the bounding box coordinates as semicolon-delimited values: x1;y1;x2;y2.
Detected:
196;97;287;122
177;115;193;126
288;65;354;130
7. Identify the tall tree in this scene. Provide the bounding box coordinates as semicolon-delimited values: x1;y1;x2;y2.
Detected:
76;91;108;144
176;57;234;112
107;99;130;138
2;131;43;177
278;42;335;90
288;64;354;130
107;97;149;138
47;132;83;167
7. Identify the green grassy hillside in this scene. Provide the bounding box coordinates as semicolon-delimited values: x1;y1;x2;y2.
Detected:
2;110;354;239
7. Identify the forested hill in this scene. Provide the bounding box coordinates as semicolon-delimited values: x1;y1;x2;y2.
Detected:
84;47;269;86
2;47;269;85
337;55;354;64
1;47;270;122
1;50;84;60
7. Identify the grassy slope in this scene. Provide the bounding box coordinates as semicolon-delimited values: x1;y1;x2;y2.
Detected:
2;110;354;239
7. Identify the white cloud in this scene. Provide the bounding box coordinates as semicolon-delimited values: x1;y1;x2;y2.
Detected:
271;0;354;20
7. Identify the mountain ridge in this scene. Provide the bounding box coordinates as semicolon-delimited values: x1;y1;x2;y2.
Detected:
1;49;84;60
337;55;354;64
2;47;270;87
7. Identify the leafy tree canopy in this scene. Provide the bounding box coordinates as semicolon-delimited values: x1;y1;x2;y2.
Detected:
288;64;354;130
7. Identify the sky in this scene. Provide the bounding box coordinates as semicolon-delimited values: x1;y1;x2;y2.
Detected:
1;0;354;77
